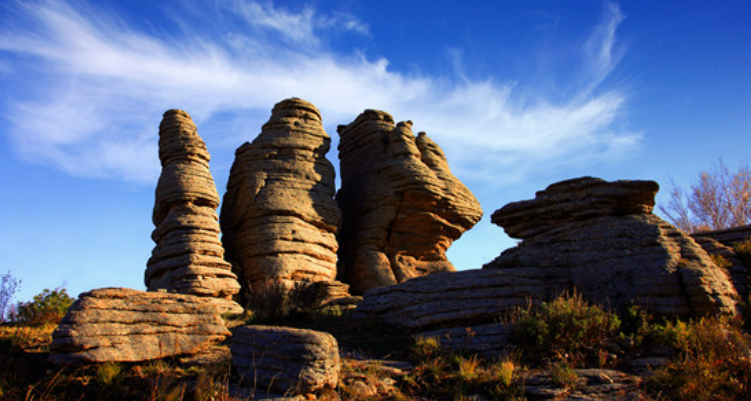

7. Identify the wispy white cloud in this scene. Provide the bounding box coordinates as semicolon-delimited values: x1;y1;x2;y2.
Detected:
0;0;638;185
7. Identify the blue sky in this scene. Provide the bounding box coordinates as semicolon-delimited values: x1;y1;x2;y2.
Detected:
1;0;749;302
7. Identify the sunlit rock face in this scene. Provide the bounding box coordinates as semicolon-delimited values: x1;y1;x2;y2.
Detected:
146;109;240;300
336;109;483;294
220;98;342;300
485;176;738;317
49;288;231;365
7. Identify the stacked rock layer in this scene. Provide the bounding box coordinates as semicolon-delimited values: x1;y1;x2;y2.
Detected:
146;109;240;300
221;98;342;296
49;288;230;365
336;110;483;294
485;177;738;316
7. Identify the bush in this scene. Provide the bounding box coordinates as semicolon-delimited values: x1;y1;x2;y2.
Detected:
734;238;751;269
512;291;621;366
647;317;751;400
244;279;325;324
12;287;74;326
403;338;525;400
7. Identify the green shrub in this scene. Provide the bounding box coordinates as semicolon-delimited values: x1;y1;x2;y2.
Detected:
96;362;122;388
513;291;620;366
13;287;74;326
550;360;579;392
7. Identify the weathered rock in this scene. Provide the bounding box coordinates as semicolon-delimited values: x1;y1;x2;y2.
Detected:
221;99;341;298
693;236;749;299
493;176;659;239
49;288;230;365
231;325;340;395
317;280;362;308
691;224;751;247
146;109;240;300
523;369;642;400
354;269;547;331
336;110;483;294
420;323;513;359
486;177;738;317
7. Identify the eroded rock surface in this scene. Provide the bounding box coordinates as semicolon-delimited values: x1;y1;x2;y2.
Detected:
49;288;230;365
146;109;240;300
691;224;751;247
221;99;341;297
336;110;483;294
231;325;340;395
354;269;546;331
693;236;749;299
486;177;738;317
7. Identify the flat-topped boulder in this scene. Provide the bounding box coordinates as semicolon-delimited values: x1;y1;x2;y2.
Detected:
493;177;659;239
486;177;738;317
49;288;231;365
336;110;483;294
221;98;342;299
146;109;240;300
231;325;340;396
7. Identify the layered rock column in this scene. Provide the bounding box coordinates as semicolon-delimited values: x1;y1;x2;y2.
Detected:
484;177;738;316
221;98;342;295
336;110;483;294
146;109;240;300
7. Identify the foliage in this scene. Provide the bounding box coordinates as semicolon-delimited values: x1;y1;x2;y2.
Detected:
660;159;751;232
12;287;74;326
401;337;526;400
550;360;579;392
244;279;325;324
96;362;123;388
734;238;751;268
512;291;621;366
0;271;20;323
646;317;751;401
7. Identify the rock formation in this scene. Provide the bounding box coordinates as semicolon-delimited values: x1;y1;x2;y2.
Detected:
146;109;240;300
355;269;545;330
691;224;751;247
693;236;749;299
231;326;340;395
486;177;738;316
355;177;738;358
336;110;483;294
221;99;342;298
49;288;231;365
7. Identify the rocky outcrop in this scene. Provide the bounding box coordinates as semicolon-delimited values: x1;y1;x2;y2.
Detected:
421;323;514;359
336;110;483;294
485;177;738;317
49;288;230;365
522;369;642;400
146;109;240;300
493;176;659;239
221;99;341;298
691;224;751;247
231;326;340;395
693;236;749;299
354;269;546;331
